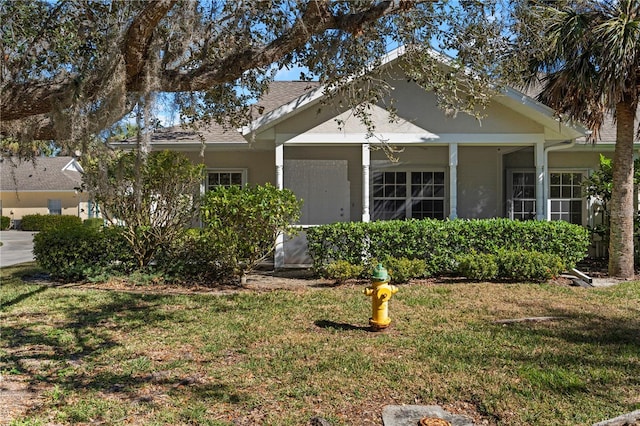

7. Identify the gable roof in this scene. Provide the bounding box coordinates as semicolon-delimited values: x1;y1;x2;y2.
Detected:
242;46;587;141
0;157;83;192
140;81;321;148
141;47;602;147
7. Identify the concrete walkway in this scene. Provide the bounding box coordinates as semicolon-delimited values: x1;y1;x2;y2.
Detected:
0;230;36;267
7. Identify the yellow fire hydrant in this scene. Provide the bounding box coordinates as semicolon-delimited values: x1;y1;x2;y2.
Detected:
363;264;399;331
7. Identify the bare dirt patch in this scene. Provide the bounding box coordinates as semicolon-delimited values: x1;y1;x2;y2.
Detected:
72;268;339;295
0;375;46;425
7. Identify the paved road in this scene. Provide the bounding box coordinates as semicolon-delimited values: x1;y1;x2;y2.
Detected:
0;230;36;267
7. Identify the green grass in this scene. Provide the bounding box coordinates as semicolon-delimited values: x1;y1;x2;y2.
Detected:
1;263;639;425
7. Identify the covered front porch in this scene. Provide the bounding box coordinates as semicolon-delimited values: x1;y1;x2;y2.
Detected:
274;138;596;268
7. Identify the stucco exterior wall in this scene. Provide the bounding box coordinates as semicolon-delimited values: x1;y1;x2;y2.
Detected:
0;191;85;219
271;65;545;139
548;151;602;170
185;150;277;186
385;76;544;135
503;147;534;169
370;145;448;165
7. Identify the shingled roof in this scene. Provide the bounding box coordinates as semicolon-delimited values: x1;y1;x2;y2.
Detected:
521;82;639;143
147;81;320;144
0;157;83;192
138;77;635;146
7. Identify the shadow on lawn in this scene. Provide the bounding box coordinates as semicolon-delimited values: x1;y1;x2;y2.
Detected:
2;292;189;389
314;319;371;331
484;303;640;404
1;285;49;309
497;298;640;348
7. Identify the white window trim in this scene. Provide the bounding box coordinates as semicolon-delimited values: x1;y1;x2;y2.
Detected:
546;169;588;226
506;169;537;220
508;168;589;225
205;168;248;191
48;199;62;215
370;167;448;220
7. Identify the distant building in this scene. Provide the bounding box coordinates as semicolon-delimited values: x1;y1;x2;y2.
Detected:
0;156;95;228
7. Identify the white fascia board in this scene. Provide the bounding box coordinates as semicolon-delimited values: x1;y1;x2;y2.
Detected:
115;141;253;152
242;86;327;136
244;43;586;143
278;132;545;146
63;158;84;173
497;87;587;140
242;46;412;138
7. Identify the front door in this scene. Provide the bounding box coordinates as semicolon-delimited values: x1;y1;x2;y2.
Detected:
284;159;350;225
283;159;350;265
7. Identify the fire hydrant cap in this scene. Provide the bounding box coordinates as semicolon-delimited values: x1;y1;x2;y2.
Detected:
372;263;389;281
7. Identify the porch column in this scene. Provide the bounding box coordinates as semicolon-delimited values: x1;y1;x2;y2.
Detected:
275;144;285;269
449;143;458;219
535;142;545;220
362;144;371;222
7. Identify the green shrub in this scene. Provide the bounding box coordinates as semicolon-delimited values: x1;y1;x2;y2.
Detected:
1;216;10;230
495;249;565;282
33;226;133;281
21;214;82;231
385;257;427;283
322;260;365;282
456;252;499;281
200;184;302;281
83;218;105;228
157;228;238;283
307;218;589;277
83;150;205;268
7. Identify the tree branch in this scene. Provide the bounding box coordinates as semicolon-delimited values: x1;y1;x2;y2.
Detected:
1;0;415;140
124;0;178;85
157;0;400;91
1;0;176;124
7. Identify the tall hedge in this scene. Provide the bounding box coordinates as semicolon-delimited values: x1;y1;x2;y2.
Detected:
307;218;590;276
20;214;82;231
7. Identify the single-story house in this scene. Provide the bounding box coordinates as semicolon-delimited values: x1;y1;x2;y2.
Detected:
123;47;638;267
0;156;95;228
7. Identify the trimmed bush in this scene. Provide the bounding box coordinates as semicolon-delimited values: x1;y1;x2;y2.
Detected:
307;218;589;278
34;226;134;281
322;260;365;282
156;228;238;284
456;252;499;281
1;216;10;230
21;214;82;231
496;249;565;282
385;257;427;283
200;184;302;280
455;249;564;282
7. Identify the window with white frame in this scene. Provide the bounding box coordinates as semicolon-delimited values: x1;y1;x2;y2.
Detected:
509;171;537;220
549;172;584;224
206;170;246;190
48;199;62;215
372;170;445;220
507;170;586;225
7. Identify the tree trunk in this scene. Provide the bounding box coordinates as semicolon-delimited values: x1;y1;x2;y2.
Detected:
608;99;636;278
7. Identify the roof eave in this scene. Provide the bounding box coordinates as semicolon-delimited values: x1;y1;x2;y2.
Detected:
498;86;587;140
242;46;413;138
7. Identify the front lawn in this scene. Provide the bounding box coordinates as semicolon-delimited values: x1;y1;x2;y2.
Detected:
1;263;639;425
